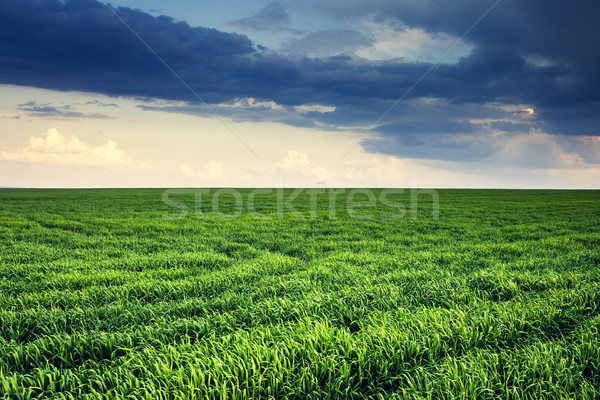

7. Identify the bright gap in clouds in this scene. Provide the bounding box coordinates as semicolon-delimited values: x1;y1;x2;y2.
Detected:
355;24;474;63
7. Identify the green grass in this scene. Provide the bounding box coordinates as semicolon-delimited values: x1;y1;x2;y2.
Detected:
1;188;599;399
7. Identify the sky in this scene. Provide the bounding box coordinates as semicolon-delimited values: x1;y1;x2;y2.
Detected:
0;0;599;188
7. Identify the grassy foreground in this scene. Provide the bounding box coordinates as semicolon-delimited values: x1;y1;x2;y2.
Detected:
1;188;599;399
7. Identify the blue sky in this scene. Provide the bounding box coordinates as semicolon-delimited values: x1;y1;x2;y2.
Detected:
0;0;599;188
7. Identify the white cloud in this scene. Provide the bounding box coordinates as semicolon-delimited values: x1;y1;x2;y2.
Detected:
367;157;406;182
0;128;150;169
294;104;336;114
355;23;473;62
558;135;600;165
205;160;225;179
272;150;330;182
532;166;600;188
340;155;486;188
520;107;535;116
180;163;195;176
494;130;599;168
344;156;405;183
180;160;226;180
221;97;284;111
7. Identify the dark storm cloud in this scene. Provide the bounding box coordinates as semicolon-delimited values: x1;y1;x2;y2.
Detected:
317;0;600;70
0;0;256;102
314;0;600;110
0;0;599;162
535;103;600;136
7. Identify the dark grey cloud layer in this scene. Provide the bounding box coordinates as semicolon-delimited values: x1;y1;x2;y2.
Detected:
0;0;255;102
314;0;600;132
0;0;599;161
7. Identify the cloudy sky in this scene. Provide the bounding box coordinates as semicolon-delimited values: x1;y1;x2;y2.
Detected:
1;0;599;188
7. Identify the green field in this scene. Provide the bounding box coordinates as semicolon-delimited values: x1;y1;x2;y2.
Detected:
1;188;599;399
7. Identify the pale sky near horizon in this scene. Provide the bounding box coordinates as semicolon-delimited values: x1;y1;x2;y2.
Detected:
1;0;599;188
